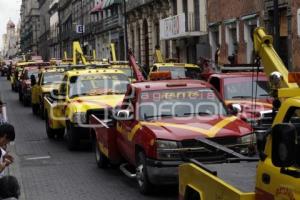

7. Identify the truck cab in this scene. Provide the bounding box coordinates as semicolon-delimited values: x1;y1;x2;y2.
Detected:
31;68;65;117
149;63;202;80
44;68;129;150
90;78;256;194
208;72;272;126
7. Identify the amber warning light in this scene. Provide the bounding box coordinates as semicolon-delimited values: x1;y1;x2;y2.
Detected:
288;73;300;83
149;71;172;81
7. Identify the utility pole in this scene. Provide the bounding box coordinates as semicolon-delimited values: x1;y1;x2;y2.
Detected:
123;0;128;59
273;0;280;52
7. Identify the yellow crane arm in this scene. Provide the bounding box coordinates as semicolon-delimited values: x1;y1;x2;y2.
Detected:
254;27;297;89
110;43;117;62
155;49;164;63
73;41;88;65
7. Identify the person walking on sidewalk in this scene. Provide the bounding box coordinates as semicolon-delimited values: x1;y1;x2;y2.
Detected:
0;123;15;177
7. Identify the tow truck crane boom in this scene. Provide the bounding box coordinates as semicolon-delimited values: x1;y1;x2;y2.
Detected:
128;49;145;82
110;43;117;62
254;27;298;89
72;41;88;65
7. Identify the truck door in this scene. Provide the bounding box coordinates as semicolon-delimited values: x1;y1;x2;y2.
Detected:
117;92;138;165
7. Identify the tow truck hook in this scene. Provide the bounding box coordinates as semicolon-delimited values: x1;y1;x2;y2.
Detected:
120;163;136;179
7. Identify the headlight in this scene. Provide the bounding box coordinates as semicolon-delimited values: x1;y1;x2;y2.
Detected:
156;140;180;160
72;112;87;124
237;133;256;145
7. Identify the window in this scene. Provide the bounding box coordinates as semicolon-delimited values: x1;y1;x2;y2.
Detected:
297;9;300;36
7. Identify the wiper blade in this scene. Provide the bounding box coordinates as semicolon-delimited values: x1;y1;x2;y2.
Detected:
184;112;211;116
145;114;174;120
231;96;252;99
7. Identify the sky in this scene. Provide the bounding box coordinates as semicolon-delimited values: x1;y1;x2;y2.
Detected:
0;0;21;48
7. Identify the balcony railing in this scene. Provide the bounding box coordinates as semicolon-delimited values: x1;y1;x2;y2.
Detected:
94;15;123;34
265;0;288;9
160;12;204;40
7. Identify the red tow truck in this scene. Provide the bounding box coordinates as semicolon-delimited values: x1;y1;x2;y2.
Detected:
19;63;49;106
89;53;256;194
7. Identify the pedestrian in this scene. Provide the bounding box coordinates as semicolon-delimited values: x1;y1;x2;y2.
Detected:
0;123;15;177
0;175;20;199
214;44;220;67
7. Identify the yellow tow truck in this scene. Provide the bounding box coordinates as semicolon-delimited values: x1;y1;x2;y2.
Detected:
179;27;300;200
44;41;130;150
149;48;201;80
31;67;66;118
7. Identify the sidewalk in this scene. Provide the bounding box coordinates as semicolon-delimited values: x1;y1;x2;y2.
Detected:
6;142;25;200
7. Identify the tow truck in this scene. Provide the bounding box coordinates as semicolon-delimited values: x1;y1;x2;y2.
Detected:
208;69;273;127
31;67;65;117
149;48;202;80
44;41;130;149
18;62;50;106
89;51;256;194
178;27;300;200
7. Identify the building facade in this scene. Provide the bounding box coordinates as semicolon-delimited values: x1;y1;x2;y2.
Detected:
38;0;51;60
49;0;60;59
91;0;125;60
2;20;20;58
126;0;172;69
207;0;264;65
20;0;40;55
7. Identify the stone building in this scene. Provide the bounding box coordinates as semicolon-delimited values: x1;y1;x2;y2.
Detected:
2;20;20;58
49;0;60;59
59;0;73;57
91;0;126;60
207;0;264;65
20;0;40;54
72;0;95;56
38;0;51;60
160;0;209;64
126;0;172;69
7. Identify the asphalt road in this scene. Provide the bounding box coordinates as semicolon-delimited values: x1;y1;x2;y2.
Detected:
0;78;177;200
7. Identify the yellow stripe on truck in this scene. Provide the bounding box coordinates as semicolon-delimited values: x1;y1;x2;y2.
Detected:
119;116;237;141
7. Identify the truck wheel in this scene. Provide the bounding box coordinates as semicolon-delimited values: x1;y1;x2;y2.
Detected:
18;91;23;102
95;141;108;168
39;100;45;120
32;104;39;115
45;114;55;139
22;96;29;107
136;152;153;194
66;123;79;151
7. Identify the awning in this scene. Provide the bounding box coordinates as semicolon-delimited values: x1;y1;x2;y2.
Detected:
90;0;106;14
102;0;122;9
241;13;258;21
208;21;221;27
223;18;237;25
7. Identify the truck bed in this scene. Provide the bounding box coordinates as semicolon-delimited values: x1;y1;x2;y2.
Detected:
205;162;257;193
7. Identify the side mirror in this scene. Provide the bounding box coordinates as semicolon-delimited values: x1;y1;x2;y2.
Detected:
116;110;132;121
228;103;242;115
272;123;297;168
51;89;65;101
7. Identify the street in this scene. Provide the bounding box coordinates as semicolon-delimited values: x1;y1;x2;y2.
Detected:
0;77;177;200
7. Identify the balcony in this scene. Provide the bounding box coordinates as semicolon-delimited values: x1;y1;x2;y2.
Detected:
160;12;205;40
265;0;288;9
49;0;59;11
126;0;154;12
94;15;123;34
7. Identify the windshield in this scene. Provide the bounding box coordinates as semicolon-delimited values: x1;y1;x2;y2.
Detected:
158;66;201;79
42;72;64;85
139;88;227;120
113;67;134;79
28;70;39;79
224;78;270;99
69;73;129;98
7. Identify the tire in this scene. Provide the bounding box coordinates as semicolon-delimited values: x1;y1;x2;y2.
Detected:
32;104;39;115
66;123;80;151
18;90;23;102
22;95;30;107
45;113;64;139
95;140;108;168
136;152;153;195
39;98;45;120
